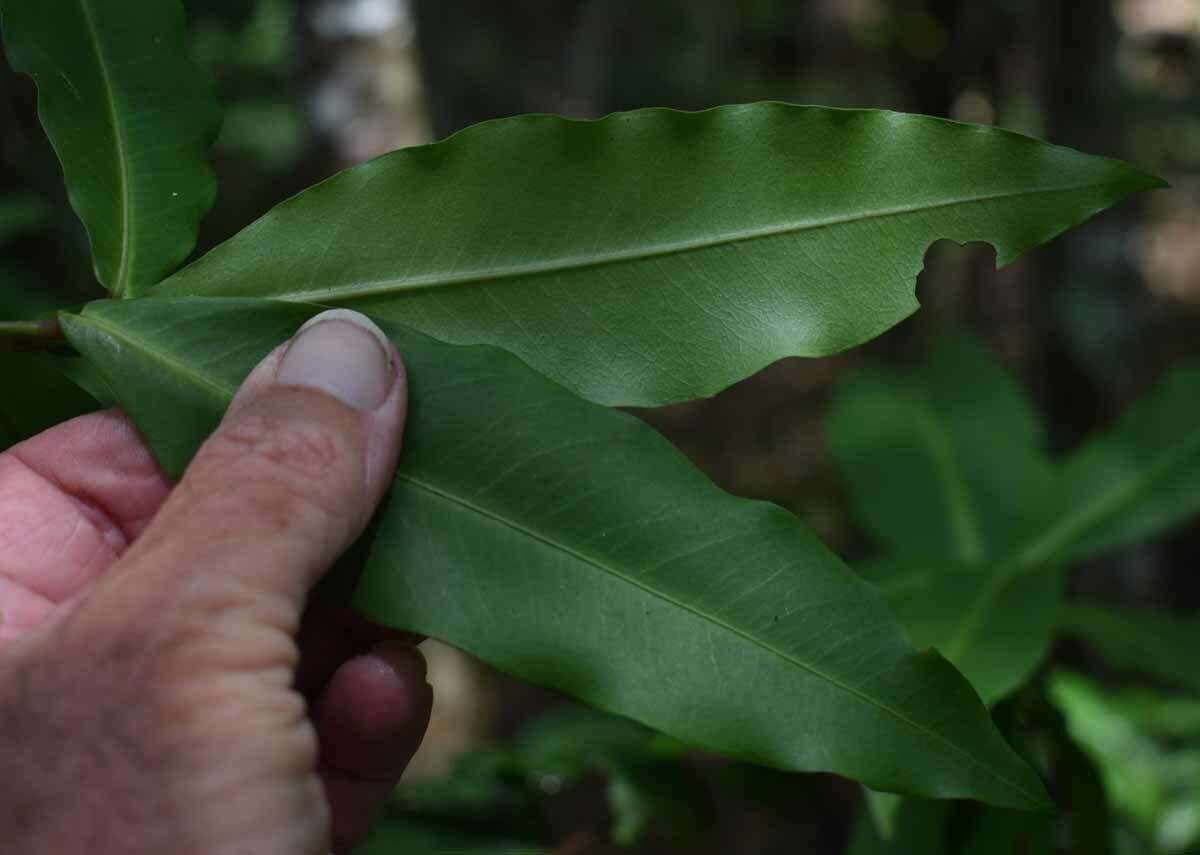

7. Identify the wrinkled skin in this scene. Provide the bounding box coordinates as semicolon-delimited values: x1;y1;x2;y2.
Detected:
0;317;431;854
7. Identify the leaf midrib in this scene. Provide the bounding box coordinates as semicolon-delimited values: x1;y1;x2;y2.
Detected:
74;308;1041;807
907;397;985;564
77;312;231;403
264;181;1128;304
944;418;1200;663
398;474;1036;803
78;0;133;297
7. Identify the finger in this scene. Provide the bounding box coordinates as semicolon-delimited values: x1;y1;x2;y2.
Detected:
294;601;422;697
316;643;432;853
0;577;54;643
0;410;170;603
109;309;406;638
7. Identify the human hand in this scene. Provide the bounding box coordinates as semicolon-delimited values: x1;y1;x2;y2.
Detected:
0;309;431;854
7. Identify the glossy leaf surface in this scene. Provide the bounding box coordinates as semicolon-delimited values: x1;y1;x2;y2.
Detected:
1060;603;1200;692
62;296;1049;810
0;0;219;296
157;103;1160;406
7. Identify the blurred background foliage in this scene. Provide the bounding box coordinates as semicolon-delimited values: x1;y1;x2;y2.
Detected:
3;0;1200;852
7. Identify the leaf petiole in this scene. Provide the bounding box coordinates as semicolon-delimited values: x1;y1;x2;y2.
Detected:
0;319;68;352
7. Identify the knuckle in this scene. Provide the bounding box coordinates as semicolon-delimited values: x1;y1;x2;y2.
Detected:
198;410;363;529
212;412;345;479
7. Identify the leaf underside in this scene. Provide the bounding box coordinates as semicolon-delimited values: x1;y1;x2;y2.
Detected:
0;0;219;297
156;103;1162;407
62;296;1049;811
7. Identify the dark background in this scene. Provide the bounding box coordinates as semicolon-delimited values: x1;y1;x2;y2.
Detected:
2;1;1199;852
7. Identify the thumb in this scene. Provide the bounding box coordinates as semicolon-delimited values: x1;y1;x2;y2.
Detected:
109;308;406;634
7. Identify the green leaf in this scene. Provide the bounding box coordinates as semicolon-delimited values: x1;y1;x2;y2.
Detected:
935;364;1200;698
155;103;1161;407
828;334;1053;563
858;557;1065;704
834;337;1200;705
0;0;220;297
61;295;1051;811
1053;364;1200;563
1060;603;1200;692
829;334;1063;702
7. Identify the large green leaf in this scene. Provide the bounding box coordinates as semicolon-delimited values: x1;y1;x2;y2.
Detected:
61;296;1050;810
828;334;1054;563
1060;603;1200;692
0;0;219;297
1054;364;1200;563
155;103;1161;407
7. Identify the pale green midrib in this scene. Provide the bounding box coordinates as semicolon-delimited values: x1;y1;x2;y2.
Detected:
398;473;1038;803
944;419;1200;662
75;313;232;402
254;181;1131;304
77;310;1040;806
78;0;134;298
909;400;985;564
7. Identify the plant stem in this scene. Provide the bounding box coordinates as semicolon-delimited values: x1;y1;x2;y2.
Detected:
0;319;67;351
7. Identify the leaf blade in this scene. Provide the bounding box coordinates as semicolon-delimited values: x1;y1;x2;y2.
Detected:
0;0;220;296
62;295;1050;810
156;103;1161;406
